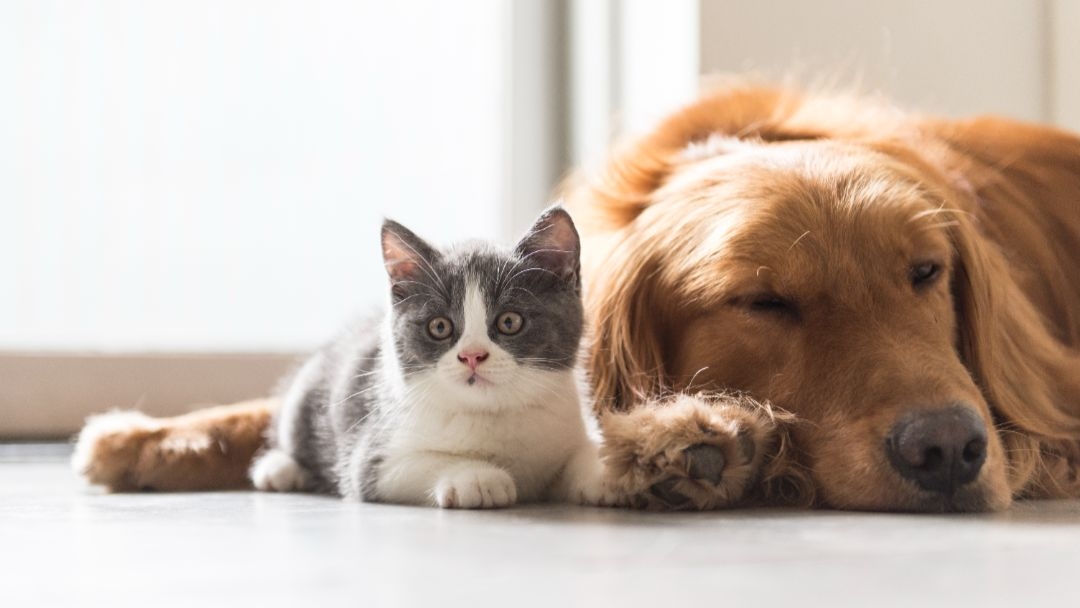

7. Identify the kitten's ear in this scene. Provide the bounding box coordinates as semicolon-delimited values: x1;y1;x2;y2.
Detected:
514;205;581;286
381;220;439;287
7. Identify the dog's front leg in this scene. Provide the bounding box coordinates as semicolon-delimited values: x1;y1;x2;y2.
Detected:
599;393;801;510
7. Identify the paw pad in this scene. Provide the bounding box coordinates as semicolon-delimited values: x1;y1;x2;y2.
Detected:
684;444;726;484
647;443;728;509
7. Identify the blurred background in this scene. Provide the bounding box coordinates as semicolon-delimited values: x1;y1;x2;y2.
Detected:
3;0;1077;436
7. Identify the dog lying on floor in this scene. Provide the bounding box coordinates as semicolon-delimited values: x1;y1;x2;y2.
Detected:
74;83;1080;512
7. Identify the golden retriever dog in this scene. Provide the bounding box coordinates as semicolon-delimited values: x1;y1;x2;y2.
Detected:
74;84;1080;512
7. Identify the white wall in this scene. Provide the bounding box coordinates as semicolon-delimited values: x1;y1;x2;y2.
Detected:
0;1;540;352
569;0;702;168
1051;0;1080;131
698;0;1076;127
4;1;1074;353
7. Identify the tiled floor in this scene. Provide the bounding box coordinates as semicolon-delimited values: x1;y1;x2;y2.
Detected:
4;445;1080;607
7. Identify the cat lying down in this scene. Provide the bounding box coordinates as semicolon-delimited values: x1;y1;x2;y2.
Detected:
76;207;622;508
250;205;620;507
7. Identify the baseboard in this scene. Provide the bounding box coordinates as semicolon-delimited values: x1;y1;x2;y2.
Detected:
0;352;299;439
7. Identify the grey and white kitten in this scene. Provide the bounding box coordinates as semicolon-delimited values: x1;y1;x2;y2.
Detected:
249;206;617;508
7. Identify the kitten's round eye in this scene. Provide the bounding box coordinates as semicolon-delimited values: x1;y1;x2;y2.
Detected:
911;262;942;288
427;317;453;340
496;312;523;335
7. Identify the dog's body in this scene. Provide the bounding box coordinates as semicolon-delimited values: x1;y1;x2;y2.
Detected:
74;85;1080;512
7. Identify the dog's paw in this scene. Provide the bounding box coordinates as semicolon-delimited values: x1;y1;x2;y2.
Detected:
250;449;310;492
601;393;774;510
434;466;517;509
72;410;161;491
637;434;756;510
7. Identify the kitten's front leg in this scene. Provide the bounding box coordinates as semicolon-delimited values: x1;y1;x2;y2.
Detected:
368;452;517;509
550;441;623;507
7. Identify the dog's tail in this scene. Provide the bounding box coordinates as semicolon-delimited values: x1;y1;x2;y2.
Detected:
71;399;276;492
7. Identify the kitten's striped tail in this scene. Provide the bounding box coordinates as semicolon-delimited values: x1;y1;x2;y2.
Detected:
72;399;277;492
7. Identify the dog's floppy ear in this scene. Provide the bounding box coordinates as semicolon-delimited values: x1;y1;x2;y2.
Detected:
950;211;1080;492
586;233;671;412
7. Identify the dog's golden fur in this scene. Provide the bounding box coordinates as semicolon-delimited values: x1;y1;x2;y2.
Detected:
568;84;1080;511
74;399;274;491
74;84;1080;511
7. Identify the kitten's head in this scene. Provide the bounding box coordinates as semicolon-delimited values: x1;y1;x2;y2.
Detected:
381;206;583;407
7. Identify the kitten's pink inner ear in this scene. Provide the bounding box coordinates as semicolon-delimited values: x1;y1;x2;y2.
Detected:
384;258;418;282
538;218;576;252
517;209;580;279
382;234;419;282
523;209;578;250
381;219;441;289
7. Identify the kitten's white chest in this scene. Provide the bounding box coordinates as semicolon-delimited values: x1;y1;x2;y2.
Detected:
388;375;587;501
368;278;595;506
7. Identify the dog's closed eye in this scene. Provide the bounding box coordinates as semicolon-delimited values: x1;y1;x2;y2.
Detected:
738;294;800;320
910;262;943;289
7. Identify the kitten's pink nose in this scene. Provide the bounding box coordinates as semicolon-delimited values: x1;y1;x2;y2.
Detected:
457;350;489;371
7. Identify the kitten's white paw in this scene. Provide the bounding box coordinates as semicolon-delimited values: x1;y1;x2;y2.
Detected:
434;466;517;509
250;449;310;492
557;445;626;507
576;479;624;508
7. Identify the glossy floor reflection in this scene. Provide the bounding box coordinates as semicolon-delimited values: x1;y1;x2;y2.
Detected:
4;445;1080;607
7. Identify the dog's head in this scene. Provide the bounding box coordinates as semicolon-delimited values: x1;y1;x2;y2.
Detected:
573;87;1076;512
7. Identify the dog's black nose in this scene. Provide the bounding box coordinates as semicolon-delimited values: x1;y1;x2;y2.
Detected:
886;406;987;495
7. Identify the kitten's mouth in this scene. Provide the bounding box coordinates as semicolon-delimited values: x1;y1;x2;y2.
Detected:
465;373;492;387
